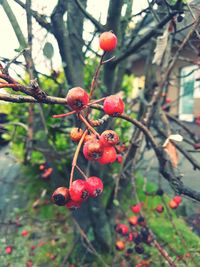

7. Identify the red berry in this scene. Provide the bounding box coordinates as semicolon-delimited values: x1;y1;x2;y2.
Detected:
65;199;82;209
21;230;29;237
84;133;96;143
155;204;164;213
115;240;125;251
52;187;70;206
70;128;83;142
116;154;123;163
173;195;182;205
69;179;89;202
99;32;117;51
103;95;124;115
169;199;178;209
86;176;104;197
5;246;12;254
115;224;129;235
66;87;89;111
27;260;33;267
83;139;103;161
131;204;141;214
100;130;119;147
128;216;138;226
97;146;117;164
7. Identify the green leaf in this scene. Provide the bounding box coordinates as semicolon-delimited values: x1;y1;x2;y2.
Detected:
43;42;54;59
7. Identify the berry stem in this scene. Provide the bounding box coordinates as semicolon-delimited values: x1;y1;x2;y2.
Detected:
52;110;77;118
89;51;106;99
75;165;88;180
87;97;105;106
69;130;88;188
79;113;100;138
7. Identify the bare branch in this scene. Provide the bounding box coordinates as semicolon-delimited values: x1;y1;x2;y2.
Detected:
74;0;105;32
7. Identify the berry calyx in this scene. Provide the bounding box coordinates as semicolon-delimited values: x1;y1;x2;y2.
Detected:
85;176;104;197
115;240;125;251
70;128;83;142
99;31;117;51
100;130;119;147
83;139;103;161
66;87;89;111
69;179;89;202
52;187;70;206
173;195;182;205
97;146;117;164
103;95;124;115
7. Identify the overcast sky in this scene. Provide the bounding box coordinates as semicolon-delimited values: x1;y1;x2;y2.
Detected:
0;0;148;74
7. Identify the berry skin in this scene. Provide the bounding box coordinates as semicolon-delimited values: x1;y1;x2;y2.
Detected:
84;133;96;143
128;216;138;226
100;130;119;147
83;139;103;161
65;199;82;209
5;246;12;254
156;204;164;213
85;176;104;197
70;128;83;142
131;204;141;214
103;95;124;115
66;87;89;111
99;31;117;51
115;224;129;236
173;195;182;205
52;187;70;206
69;179;89;202
97;146;117;164
115;240;125;251
169;199;178;209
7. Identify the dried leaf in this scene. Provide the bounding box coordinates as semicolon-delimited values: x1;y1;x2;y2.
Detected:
169;134;183;142
164;141;178;167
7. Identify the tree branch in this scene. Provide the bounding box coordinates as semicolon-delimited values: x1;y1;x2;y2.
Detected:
13;0;52;32
113;11;178;65
74;0;105;32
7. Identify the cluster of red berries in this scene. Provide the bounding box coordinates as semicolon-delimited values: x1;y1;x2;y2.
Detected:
114;212;152;267
51;31;125;209
52;177;103;209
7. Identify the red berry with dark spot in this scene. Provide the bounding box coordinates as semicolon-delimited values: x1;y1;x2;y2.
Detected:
156;204;164;213
97;146;117;164
65;199;82;209
103;95;124;115
70;128;83;142
83;139;104;161
128;216;138;226
115;240;125;251
66;87;89;111
52;187;70;206
169;199;178;209
116;154;123;163
173;195;182;205
115;224;129;235
69;179;89;202
86;176;104;197
100;130;119;147
131;204;141;213
99;31;117;51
